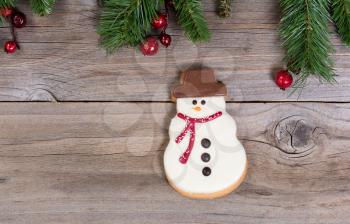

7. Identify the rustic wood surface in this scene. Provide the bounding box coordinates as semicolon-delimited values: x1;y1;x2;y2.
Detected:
0;0;350;101
0;102;349;224
1;0;350;223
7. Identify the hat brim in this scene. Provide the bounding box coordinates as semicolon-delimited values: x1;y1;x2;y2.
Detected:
172;82;227;100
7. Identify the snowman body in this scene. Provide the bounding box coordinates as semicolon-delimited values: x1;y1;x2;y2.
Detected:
164;96;247;199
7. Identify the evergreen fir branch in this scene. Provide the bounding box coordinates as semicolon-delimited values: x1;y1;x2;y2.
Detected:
332;0;350;46
0;0;16;8
30;0;56;16
280;0;335;83
173;0;210;42
98;0;159;53
218;0;232;18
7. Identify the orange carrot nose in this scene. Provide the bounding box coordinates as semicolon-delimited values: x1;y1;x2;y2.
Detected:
193;106;201;111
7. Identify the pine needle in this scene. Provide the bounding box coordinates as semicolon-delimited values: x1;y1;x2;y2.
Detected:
218;0;232;18
332;0;350;46
173;0;210;42
30;0;56;16
0;0;15;8
97;0;159;53
279;0;335;84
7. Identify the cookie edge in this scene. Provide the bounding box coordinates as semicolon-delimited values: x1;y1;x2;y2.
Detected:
166;160;248;200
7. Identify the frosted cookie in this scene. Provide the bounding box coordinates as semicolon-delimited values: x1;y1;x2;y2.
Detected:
164;68;247;199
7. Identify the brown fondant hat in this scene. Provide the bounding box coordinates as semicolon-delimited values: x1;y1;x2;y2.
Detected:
172;68;227;100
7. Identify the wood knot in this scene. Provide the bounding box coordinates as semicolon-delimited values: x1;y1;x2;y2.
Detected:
274;115;323;157
27;88;58;102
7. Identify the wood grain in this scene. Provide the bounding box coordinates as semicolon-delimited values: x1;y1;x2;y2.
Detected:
0;102;349;223
1;0;349;222
1;0;350;101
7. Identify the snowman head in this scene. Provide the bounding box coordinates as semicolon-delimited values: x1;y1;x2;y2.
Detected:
172;68;228;117
177;96;226;118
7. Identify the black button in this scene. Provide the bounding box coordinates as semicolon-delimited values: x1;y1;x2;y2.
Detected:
192;100;197;105
202;167;211;176
201;100;206;105
201;153;210;162
201;138;211;148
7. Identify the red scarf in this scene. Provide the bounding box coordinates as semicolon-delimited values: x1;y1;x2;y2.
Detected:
175;111;222;164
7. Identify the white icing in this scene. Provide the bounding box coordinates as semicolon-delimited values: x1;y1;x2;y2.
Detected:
164;96;247;196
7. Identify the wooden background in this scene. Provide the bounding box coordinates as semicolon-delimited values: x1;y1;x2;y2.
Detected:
0;0;350;223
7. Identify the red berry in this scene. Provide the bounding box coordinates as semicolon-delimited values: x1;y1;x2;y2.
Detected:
152;13;168;29
0;7;13;17
140;37;159;56
275;70;293;90
159;32;171;47
4;41;17;53
12;12;26;28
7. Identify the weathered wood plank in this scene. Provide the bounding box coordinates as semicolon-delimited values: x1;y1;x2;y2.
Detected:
0;0;350;101
0;102;349;223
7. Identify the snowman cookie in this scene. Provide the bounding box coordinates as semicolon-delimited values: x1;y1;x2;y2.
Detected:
164;68;247;199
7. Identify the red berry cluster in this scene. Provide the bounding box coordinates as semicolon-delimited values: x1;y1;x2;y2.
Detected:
140;12;171;56
140;0;173;56
0;7;27;54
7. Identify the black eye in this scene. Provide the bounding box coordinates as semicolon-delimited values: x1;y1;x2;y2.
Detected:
201;100;206;105
192;100;197;105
